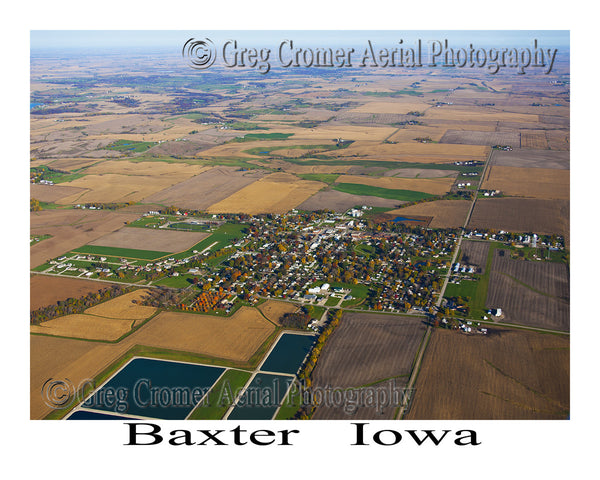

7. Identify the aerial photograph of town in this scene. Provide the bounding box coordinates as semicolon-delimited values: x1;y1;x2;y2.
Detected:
29;29;570;424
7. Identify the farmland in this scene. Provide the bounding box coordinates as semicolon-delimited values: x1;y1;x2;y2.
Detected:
482;166;569;199
405;328;569;420
30;41;570;422
311;312;426;418
468;197;570;240
88;227;210;252
485;250;569;331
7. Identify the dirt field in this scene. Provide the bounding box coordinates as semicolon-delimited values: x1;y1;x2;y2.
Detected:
325;141;489;160
405;328;569;419
482;166;569;199
30;275;113;311
311;377;406;420
312;312;427;388
468;198;570;240
88;227;209;253
440;130;521;146
459;240;490;274
296;189;401;212
84;289;157;320
142;166;269;210
30;209;140;268
30;184;88;203
486;251;569;331
337;174;455;196
425;106;539;124
257;300;298;325
491;149;569;170
132;307;275;361
386;200;472;228
520;131;549;149
206;172;326;214
383;168;459;179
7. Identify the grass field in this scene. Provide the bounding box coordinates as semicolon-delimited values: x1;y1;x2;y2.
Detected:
71;244;171;260
332;183;435;202
187;369;252;419
105;139;158;153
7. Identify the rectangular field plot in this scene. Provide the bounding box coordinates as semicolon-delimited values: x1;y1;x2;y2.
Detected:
440;130;520;146
312;313;426;389
259;333;316;375
70;244;171;260
486;250;570;331
89;227;210;253
491;148;569;170
227;374;294;420
79;358;225;420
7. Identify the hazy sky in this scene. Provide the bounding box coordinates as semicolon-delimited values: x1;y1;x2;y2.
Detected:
31;30;569;51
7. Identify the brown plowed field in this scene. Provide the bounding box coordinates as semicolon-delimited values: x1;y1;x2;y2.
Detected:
467;198;569;239
142;166;269;210
312;312;426;389
459;240;490;274
490;149;569;169
88;227;210;252
485;251;569;332
30;184;88;203
386;200;472;228
311;377;407;420
440;130;520;146
30;275;114;311
405;328;569;419
30;209;140;268
520;132;549;149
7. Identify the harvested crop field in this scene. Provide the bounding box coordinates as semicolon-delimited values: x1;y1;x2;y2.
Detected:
405;328;569;419
312;312;426;389
30;184;88;203
337;174;455;196
486;251;569;331
386;200;471;228
30;275;112;311
440;130;521;146
296;189;401;212
206;172;326;214
142;166;269;210
130;307;275;362
311;377;406;420
258;299;298;325
520;131;549;149
30;209;140;268
328;141;488;159
30;314;136;341
88;227;209;252
491;149;569;170
468;198;569;239
55;173;195;204
482;166;569;199
383;168;459;179
79;160;211;177
459;240;490;274
84;289;156;320
31;289;157;340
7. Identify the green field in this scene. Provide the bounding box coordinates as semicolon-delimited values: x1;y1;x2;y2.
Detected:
31;165;85;184
71;245;171;260
187;369;252;420
296;173;340;184
105;139;158;153
332;183;435;202
232;132;294;142
167;222;211;232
